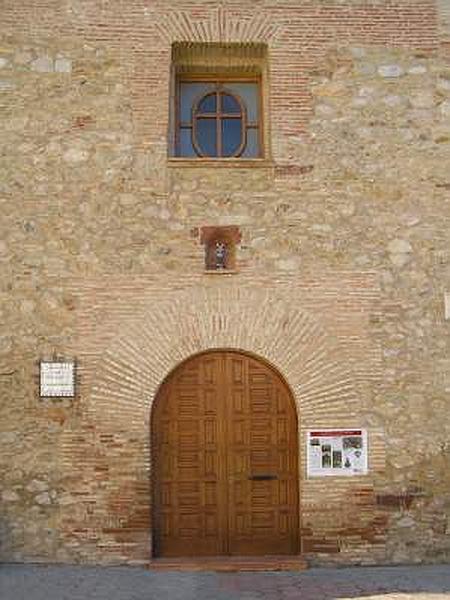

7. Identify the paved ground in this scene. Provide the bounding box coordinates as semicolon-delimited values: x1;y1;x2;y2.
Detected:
1;564;450;600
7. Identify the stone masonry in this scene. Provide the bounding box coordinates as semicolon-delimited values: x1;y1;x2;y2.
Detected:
1;0;450;567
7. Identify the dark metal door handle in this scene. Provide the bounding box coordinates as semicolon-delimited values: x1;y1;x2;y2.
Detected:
248;474;278;481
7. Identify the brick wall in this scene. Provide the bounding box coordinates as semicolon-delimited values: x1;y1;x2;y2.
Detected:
1;0;450;567
2;0;440;161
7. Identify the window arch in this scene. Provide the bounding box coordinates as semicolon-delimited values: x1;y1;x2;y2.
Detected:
175;80;261;158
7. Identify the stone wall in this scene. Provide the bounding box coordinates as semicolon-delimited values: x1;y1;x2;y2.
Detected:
439;0;450;41
1;0;450;566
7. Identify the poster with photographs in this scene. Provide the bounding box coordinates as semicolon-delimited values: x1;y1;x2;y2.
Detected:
307;429;368;477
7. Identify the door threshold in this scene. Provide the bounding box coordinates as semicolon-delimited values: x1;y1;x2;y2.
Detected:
148;555;307;572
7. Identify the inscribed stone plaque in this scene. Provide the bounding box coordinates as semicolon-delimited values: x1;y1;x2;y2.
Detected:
40;361;75;398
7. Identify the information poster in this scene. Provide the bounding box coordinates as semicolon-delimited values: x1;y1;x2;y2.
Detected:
307;429;368;477
40;361;75;398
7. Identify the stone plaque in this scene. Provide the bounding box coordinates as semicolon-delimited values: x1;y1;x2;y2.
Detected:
40;361;75;398
307;429;368;477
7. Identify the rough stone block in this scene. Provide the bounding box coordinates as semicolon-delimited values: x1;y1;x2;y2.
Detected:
2;490;19;502
35;492;52;505
31;56;53;73
63;148;89;163
14;50;33;65
378;65;404;78
387;239;413;254
440;100;450;117
55;58;72;73
383;95;404;108
0;80;16;91
408;65;427;75
26;480;48;493
437;80;450;94
410;92;435;109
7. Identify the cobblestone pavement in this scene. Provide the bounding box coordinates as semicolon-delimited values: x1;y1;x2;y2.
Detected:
1;564;450;600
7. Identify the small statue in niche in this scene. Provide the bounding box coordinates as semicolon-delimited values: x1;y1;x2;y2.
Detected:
200;225;241;272
214;241;227;269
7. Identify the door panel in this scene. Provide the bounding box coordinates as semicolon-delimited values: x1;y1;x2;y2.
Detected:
226;354;299;555
152;351;299;557
152;354;226;556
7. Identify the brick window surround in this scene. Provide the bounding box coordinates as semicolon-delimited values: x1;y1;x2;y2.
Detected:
169;42;269;161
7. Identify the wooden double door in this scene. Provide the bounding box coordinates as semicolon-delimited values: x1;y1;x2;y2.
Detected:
151;350;299;557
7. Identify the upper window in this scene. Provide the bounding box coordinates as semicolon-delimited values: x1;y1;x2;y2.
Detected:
175;79;261;159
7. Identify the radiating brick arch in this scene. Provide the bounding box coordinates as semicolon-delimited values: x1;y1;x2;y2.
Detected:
154;6;281;44
89;285;360;431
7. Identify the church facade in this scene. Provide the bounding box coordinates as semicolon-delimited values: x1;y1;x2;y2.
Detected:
1;0;450;567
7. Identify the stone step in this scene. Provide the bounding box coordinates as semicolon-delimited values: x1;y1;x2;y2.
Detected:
148;555;308;572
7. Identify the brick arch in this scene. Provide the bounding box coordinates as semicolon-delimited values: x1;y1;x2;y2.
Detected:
61;284;366;563
89;285;359;431
154;6;282;44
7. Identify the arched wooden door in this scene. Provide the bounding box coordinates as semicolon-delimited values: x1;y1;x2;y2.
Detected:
151;350;299;557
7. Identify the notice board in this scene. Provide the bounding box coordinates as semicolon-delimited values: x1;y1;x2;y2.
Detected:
307;429;368;477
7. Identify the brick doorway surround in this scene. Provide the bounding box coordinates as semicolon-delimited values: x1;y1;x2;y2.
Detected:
60;278;385;564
